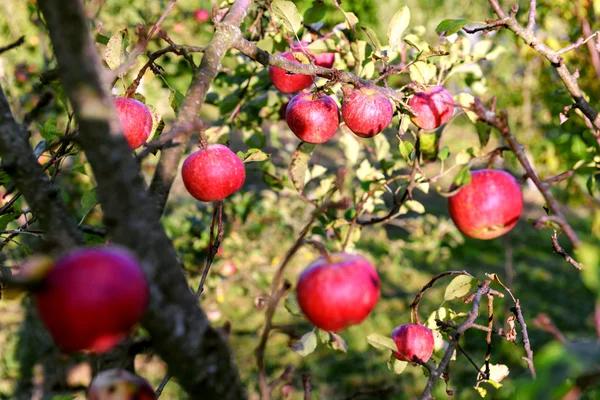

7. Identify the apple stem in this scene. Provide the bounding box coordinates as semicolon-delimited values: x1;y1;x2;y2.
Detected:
198;135;208;150
302;239;332;263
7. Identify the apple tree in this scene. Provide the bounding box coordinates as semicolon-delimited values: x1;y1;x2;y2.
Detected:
0;0;598;398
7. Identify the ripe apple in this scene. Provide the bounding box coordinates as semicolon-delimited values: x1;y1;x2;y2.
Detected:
448;169;524;240
88;369;154;400
296;253;380;332
408;86;454;130
181;144;246;202
291;40;335;68
285;93;340;144
391;324;435;363
341;87;394;138
220;261;237;277
269;52;314;94
113;97;153;150
194;8;210;23
34;247;149;354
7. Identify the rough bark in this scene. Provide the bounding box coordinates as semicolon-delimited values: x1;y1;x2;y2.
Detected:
37;0;247;397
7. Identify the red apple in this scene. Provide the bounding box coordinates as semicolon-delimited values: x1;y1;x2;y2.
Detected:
221;261;237;277
408;86;454;130
114;97;153;150
296;253;380;332
291;40;335;68
194;8;210;23
34;247;149;354
269;52;314;94
341;87;394;138
448;169;523;240
391;324;435;363
181;144;246;202
285;92;339;144
88;369;154;400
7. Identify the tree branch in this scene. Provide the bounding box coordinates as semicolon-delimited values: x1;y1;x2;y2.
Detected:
479;0;600;129
0;86;83;250
37;0;247;397
471;98;581;250
148;0;253;213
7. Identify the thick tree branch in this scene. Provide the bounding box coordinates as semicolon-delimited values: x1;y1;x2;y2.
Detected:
37;0;246;397
148;0;253;213
231;35;405;103
0;87;83;250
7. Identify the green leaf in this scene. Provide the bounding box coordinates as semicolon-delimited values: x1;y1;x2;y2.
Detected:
453;165;472;186
476;122;492;148
344;12;359;31
304;1;326;23
387;6;411;52
256;37;274;53
399;140;414;160
366;333;397;352
0;214;15;231
145;103;163;141
488;363;509;384
271;0;303;34
374;133;390;161
243;149;270;163
438;146;450;161
284;294;303;317
95;33;110;45
47;79;69;110
587;173;599;198
387;354;408;374
104;28;130;70
81;187;98;214
169;90;185;115
361;26;382;54
435;19;469;36
289;142;316;192
409;61;437;85
292;330;318;356
444;275;474;301
41;119;58;142
405;200;425;214
317;329;330;343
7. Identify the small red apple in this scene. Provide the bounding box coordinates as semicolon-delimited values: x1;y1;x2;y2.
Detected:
173;22;184;33
408;86;454;130
87;369;154;400
34;247;149;354
391;324;435;363
291;40;335;68
220;261;237;277
286;92;339;144
181;144;246;202
448;169;523;240
114;97;153;150
341;87;394;138
194;9;210;23
296;253;380;332
269;52;314;94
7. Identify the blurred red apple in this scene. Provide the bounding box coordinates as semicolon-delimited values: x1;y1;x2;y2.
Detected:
114;97;153;150
173;22;184;33
291;40;335;68
342;87;394;138
286;92;339;144
182;144;246;202
87;369;154;400
34;247;149;353
448;169;523;240
408;86;454;130
194;9;210;23
391;324;435;363
220;261;237;277
269;52;314;94
296;253;380;332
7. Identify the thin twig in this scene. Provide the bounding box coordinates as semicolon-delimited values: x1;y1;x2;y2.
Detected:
526;0;537;33
303;374;311;400
0;36;25;54
139;0;179;56
510;300;536;378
